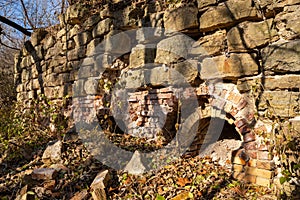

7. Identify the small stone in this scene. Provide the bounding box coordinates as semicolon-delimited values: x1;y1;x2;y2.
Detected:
70;189;89;200
42;140;62;164
124;151;146;175
90;170;111;200
32;168;57;180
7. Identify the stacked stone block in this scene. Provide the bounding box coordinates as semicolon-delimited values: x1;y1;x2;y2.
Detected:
14;0;300;186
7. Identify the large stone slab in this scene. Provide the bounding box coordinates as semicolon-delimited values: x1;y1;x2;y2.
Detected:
227;19;278;51
129;44;156;68
197;0;218;9
92;19;112;38
237;75;300;92
262;40;300;73
191;30;226;56
275;5;300;39
164;6;199;35
199;0;260;32
155;35;194;64
258;91;300;117
200;53;259;79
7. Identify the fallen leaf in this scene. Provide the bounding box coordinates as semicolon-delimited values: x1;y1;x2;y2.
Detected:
177;177;190;187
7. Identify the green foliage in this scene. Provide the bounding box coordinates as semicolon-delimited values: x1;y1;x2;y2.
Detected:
0;93;69;165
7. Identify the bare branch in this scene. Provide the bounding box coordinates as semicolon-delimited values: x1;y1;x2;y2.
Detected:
19;0;36;29
0;15;31;36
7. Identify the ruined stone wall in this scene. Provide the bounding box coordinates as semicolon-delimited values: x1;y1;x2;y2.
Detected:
14;0;300;187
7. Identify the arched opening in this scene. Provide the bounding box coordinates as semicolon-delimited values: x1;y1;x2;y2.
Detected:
185;117;242;168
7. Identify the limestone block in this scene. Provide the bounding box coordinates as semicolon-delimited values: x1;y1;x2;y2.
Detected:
112;6;144;29
74;31;92;46
90;170;110;200
31;29;48;46
227;19;278;51
117;68;145;89
245;166;274;179
130;44;156;68
172;60;198;84
21;70;30;82
44;86;65;98
32;79;40;89
289;117;300;132
42;140;62;164
136;27;163;44
155;35;194;64
124;151;146;175
44;36;55;50
197;0;217;9
83;14;101;29
94;54;113;69
45;73;69;87
32;168;57;180
86;38;102;56
100;30;132;54
275;5;300;39
65;4;88;25
100;5;113;19
67;46;86;61
57;29;67;39
200;53;259;80
256;176;271;187
68;24;81;38
164;6;199;35
237;75;300;92
92;19;112;38
258;91;300;117
191;30;226;56
262;40;300;73
62;40;76;50
199;0;260;32
84;78;98;95
33;45;44;61
20;56;34;69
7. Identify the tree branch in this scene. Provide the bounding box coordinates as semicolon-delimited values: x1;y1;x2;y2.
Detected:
19;0;36;29
0;15;31;36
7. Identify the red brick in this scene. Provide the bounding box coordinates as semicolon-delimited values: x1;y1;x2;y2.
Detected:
159;87;172;93
235;118;248;128
239;125;251;134
257;151;273;160
243;132;256;143
257;144;269;151
157;93;173;99
232;172;256;183
228;91;242;105
233;164;244;172
256;177;271;187
244;141;257;150
212;98;226;109
236;99;248;110
247;150;257;159
245;167;273;179
220;89;227;98
233;157;246;165
224;102;233;113
247;159;257;167
254;125;267;135
257;160;274;170
230;107;238;116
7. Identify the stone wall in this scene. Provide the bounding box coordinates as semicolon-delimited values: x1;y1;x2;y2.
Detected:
14;0;300;187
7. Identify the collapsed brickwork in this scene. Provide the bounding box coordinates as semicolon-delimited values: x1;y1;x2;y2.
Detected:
14;0;300;187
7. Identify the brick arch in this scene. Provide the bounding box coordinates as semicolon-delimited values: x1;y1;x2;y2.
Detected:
195;82;273;186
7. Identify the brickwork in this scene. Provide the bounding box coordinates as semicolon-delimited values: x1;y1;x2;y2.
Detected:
14;0;300;186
